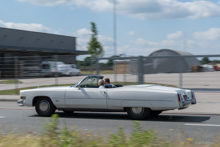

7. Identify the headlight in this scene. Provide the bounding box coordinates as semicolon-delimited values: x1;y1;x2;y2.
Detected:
20;96;26;100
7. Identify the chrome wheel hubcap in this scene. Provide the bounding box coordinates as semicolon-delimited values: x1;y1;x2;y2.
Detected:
131;107;144;115
39;100;50;112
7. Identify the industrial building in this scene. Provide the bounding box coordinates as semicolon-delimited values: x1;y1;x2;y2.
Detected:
127;49;201;74
0;27;88;77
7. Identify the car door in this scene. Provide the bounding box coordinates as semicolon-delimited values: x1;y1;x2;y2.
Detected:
65;87;107;109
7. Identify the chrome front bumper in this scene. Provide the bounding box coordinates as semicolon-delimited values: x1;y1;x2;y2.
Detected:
179;99;195;110
17;99;25;106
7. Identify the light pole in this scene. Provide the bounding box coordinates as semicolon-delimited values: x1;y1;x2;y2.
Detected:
113;0;117;56
113;0;117;82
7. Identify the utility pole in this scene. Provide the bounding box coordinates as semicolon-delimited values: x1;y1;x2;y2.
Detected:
113;0;117;83
113;0;117;56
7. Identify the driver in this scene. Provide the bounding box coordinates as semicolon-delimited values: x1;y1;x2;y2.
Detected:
104;78;114;87
98;79;105;89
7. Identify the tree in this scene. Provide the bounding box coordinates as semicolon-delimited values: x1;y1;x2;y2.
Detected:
87;22;104;61
83;56;92;66
201;57;210;64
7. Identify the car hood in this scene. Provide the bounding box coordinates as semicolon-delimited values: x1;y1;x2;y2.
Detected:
20;86;71;93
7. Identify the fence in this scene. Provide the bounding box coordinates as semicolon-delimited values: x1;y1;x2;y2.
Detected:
0;54;220;95
97;55;220;90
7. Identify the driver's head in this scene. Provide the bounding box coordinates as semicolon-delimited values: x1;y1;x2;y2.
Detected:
104;78;110;85
98;79;104;86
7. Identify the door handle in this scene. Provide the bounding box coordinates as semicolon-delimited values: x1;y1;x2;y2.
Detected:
100;91;106;95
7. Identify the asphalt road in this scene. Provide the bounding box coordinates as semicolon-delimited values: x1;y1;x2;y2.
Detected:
1;101;220;142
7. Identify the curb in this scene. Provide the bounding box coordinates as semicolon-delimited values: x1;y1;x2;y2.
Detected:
0;99;18;102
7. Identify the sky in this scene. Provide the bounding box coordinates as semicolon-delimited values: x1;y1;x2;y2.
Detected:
1;0;220;60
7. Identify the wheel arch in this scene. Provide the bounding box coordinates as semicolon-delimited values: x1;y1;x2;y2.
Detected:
32;96;53;107
121;100;152;109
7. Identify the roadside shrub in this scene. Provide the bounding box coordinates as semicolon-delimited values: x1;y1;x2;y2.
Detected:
0;115;218;147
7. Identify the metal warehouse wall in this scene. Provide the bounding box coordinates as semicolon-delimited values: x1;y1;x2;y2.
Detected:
0;27;76;51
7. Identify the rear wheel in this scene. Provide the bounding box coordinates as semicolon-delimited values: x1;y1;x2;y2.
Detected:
126;107;150;120
63;110;74;114
150;110;162;116
35;98;56;117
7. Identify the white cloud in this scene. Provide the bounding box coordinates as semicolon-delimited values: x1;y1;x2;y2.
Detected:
193;28;220;40
167;31;184;40
76;28;93;37
128;31;135;36
18;0;69;6
0;20;50;32
17;0;220;19
134;38;159;46
97;35;114;46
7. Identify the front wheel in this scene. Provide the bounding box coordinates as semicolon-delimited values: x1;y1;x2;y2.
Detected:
126;107;150;120
35;98;56;117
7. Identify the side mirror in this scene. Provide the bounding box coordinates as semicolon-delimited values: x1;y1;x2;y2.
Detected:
77;85;81;90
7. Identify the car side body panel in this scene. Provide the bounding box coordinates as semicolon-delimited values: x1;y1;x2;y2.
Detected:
106;86;179;110
65;87;107;109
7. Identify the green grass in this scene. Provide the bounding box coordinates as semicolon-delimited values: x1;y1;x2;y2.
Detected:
0;79;22;84
0;114;219;147
0;82;177;95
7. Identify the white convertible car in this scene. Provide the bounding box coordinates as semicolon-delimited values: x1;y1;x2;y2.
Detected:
17;75;196;120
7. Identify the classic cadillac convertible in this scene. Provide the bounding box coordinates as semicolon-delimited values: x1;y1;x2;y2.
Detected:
17;75;196;120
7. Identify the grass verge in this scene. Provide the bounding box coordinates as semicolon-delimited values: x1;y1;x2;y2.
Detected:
0;79;22;84
0;114;218;147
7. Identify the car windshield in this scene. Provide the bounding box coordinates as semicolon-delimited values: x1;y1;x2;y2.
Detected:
72;76;102;88
80;77;99;88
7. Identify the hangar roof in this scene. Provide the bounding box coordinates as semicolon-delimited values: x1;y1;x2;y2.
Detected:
149;49;192;56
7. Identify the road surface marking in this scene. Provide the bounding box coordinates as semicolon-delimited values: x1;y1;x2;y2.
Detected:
0;116;5;118
185;123;220;127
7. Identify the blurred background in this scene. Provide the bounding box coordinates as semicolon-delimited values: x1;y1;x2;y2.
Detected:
1;0;220;94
